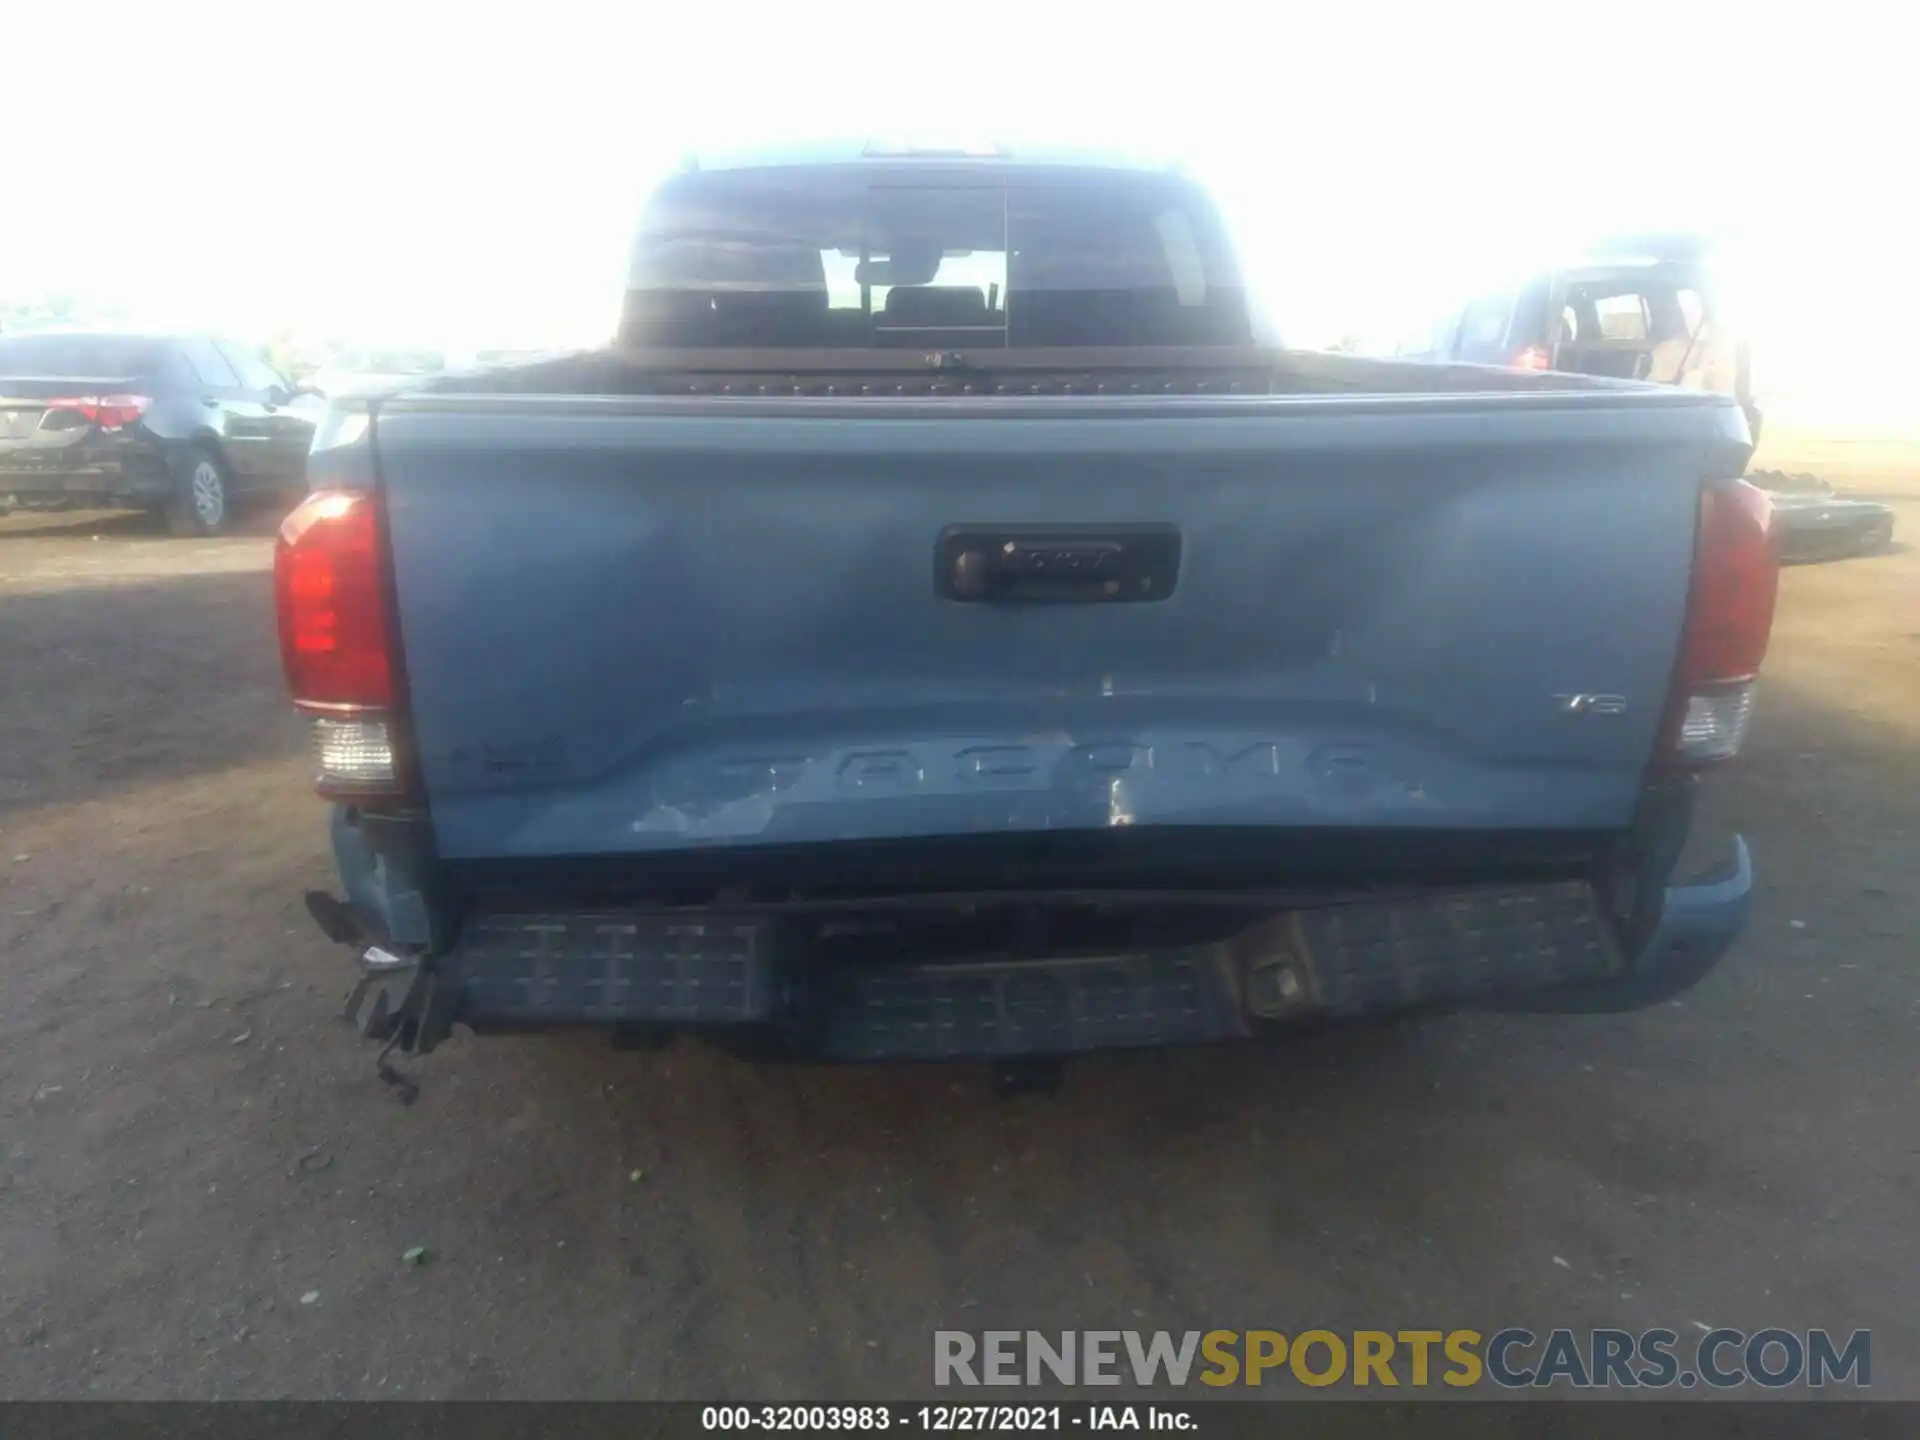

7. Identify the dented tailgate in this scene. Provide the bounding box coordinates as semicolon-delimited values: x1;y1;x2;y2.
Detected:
365;391;1747;861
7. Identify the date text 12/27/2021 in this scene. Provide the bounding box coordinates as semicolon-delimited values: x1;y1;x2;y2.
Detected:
701;1406;1192;1432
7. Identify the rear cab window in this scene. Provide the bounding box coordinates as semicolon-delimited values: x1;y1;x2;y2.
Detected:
1591;292;1652;339
1454;294;1516;360
1551;264;1730;386
1676;288;1706;336
620;163;1253;349
1451;295;1512;359
1394;308;1462;359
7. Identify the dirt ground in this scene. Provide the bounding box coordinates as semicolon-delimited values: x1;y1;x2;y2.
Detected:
2;434;1916;1400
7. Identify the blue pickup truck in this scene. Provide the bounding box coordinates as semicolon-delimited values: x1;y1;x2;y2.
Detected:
278;144;1778;1083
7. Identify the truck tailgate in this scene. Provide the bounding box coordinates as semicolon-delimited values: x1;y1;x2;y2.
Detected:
368;393;1742;861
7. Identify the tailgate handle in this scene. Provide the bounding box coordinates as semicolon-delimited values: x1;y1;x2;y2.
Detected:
937;525;1181;605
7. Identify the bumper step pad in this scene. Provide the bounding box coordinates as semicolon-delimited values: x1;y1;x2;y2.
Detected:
427;879;1627;1059
455;911;776;1024
1279;880;1624;1018
825;949;1240;1061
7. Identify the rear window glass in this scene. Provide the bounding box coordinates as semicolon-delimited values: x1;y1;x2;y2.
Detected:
621;166;1251;348
1677;288;1706;335
1592;292;1651;340
0;334;161;377
1394;309;1460;358
1456;294;1514;355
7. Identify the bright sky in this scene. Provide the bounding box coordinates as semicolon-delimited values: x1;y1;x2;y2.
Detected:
4;1;1909;425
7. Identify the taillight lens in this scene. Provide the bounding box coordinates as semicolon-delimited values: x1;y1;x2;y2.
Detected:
1682;481;1778;681
1511;345;1553;372
1667;480;1779;764
275;490;401;795
43;394;152;429
308;716;397;787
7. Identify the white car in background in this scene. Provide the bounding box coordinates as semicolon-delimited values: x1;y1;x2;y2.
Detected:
308;347;447;399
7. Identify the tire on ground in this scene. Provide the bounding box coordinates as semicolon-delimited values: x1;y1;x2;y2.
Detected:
164;446;233;537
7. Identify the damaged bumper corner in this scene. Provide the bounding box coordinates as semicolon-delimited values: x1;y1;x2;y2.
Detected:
343;955;462;1056
1504;834;1752;1014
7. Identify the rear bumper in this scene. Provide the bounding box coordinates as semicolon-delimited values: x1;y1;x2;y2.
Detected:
0;437;172;508
1496;835;1751;1013
339;833;1755;1062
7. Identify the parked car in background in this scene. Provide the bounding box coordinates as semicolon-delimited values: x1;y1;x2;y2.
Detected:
1747;470;1897;562
1;331;318;534
1396;236;1763;447
309;347;447;399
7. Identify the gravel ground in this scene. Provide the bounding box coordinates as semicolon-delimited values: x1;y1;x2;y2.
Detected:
1;446;1916;1400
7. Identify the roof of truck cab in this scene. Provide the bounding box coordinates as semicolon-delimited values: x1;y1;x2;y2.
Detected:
681;139;1181;174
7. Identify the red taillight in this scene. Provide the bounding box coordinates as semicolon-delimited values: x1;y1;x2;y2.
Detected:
44;394;152;429
1510;346;1552;372
275;490;394;711
1665;479;1780;764
276;490;403;797
1681;481;1778;684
